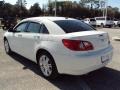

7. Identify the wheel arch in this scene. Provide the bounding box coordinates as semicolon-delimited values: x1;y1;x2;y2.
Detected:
4;37;7;40
36;48;55;64
36;48;59;72
101;23;104;25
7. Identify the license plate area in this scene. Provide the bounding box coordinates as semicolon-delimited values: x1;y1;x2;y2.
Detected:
101;55;109;63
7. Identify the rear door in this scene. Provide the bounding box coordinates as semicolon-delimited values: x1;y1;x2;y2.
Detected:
20;22;41;60
21;22;50;61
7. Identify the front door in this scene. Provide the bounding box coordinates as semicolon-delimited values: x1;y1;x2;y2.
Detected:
11;22;28;55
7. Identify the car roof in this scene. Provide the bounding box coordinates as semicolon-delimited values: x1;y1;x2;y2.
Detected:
19;17;79;35
22;16;76;22
20;17;77;35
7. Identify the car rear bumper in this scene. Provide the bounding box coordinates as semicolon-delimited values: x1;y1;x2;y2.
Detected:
105;23;113;26
53;45;113;75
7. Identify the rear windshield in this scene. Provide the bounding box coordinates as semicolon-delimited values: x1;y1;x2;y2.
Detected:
54;20;95;33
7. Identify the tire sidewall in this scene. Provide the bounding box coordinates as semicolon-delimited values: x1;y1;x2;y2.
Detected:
101;23;104;28
4;39;11;54
38;51;58;79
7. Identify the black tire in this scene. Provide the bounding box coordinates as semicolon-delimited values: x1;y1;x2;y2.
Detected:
2;26;5;30
108;25;112;28
4;39;12;54
37;51;58;79
2;26;7;30
113;23;116;27
101;23;104;28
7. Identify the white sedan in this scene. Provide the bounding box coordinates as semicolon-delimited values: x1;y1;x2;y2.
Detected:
4;17;113;79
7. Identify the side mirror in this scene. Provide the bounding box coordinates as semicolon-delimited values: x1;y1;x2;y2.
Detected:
8;28;20;33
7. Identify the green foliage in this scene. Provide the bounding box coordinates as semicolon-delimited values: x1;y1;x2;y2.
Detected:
0;2;41;18
0;1;119;19
0;1;4;7
29;3;42;17
47;1;120;19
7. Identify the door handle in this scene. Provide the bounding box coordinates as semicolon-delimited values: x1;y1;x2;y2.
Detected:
18;34;22;37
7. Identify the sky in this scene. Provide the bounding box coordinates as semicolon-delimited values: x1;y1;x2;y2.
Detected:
2;0;120;9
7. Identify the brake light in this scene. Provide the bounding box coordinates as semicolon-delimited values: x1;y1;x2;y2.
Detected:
62;39;94;51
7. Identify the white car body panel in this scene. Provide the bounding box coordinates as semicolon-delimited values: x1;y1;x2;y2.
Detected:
4;17;113;75
95;17;114;26
118;21;120;26
84;18;96;26
114;21;118;26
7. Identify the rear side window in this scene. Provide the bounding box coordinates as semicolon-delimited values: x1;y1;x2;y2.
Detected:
27;22;41;33
40;24;49;34
54;20;95;33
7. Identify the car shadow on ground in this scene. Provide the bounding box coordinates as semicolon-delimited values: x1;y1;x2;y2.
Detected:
9;52;120;90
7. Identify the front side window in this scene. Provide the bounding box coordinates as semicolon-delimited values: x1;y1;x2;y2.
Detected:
27;22;41;33
15;22;28;32
54;20;95;33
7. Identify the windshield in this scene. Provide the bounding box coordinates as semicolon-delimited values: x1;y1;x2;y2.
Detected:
54;20;95;33
107;17;111;20
96;17;111;20
90;19;96;21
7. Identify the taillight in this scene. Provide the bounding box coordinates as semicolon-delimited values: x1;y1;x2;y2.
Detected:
62;39;94;51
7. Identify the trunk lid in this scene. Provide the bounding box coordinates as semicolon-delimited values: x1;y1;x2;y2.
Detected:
63;31;110;52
